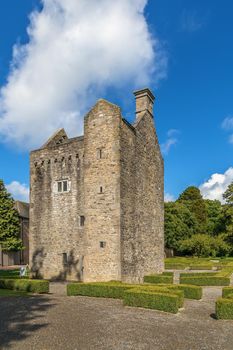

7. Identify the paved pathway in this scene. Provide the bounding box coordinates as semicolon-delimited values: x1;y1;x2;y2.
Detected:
0;285;233;350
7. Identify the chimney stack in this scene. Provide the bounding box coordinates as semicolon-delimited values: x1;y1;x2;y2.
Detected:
134;88;155;121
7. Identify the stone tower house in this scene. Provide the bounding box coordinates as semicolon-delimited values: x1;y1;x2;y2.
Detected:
29;88;164;283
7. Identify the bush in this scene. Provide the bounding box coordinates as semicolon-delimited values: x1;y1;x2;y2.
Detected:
67;282;132;299
222;287;233;298
189;265;213;270
134;285;184;308
180;275;230;286
123;288;180;314
165;263;187;270
144;272;173;284
216;298;233;319
0;279;49;293
179;234;230;258
166;284;202;300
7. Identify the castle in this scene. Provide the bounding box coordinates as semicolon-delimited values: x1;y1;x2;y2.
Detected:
29;88;164;283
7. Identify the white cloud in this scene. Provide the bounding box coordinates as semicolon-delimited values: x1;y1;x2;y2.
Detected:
0;0;167;150
199;167;233;203
6;181;29;202
161;129;179;155
222;116;233;130
180;10;203;32
164;193;175;202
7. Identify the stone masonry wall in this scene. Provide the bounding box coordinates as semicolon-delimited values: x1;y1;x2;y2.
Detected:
83;100;121;282
30;137;85;280
120;112;164;283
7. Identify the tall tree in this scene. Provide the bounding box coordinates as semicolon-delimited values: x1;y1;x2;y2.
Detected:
205;199;225;235
165;202;198;251
177;186;207;233
0;179;23;251
223;182;233;205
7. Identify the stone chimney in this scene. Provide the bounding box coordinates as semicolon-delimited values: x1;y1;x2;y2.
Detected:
134;88;155;121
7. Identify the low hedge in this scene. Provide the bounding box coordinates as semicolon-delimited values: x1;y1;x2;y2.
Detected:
0;279;49;293
160;284;202;300
180;275;230;286
222;287;233;298
144;272;173;284
165;263;186;270
134;285;184;308
216;297;233;320
67;282;131;299
123;288;180;314
189;265;213;270
180;267;233;286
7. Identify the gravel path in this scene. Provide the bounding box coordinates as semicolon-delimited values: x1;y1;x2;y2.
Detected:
0;286;232;350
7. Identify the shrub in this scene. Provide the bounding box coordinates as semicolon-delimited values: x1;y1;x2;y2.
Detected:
216;298;233;319
144;272;173;284
189;265;213;270
67;282;131;299
222;287;233;298
135;285;184;307
179;234;230;258
180;267;233;286
0;279;49;293
180;275;230;286
165;263;187;270
123;288;180;314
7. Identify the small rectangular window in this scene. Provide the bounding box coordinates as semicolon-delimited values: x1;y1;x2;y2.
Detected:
63;180;68;192
80;216;85;227
57;181;62;192
99;186;103;193
97;148;103;159
62;253;68;265
100;241;106;248
56;180;69;193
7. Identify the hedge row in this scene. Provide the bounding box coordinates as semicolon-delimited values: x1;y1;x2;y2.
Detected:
216;288;233;319
144;272;173;284
123;289;180;314
0;279;49;294
67;282;202;313
180;268;233;286
165;263;187;270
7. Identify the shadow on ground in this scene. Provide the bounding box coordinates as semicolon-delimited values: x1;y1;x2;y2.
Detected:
0;295;55;348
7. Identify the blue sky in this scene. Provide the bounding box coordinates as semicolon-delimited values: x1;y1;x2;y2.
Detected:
0;0;233;202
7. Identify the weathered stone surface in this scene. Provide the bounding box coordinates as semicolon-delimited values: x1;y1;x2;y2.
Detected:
29;88;164;282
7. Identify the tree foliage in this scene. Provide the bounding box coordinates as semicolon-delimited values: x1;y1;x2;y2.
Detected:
223;182;233;205
0;179;23;251
179;234;230;257
164;202;198;251
177;186;207;233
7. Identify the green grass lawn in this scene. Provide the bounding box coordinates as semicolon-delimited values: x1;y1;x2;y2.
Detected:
0;269;29;279
0;289;30;297
165;257;233;270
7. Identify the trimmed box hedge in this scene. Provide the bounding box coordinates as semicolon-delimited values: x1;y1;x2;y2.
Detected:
216;298;233;320
160;284;202;300
144;272;174;284
222;287;233;298
67;282;132;299
134;285;184;308
165;263;187;270
67;281;203;313
123;288;180;314
180;268;233;286
0;278;49;294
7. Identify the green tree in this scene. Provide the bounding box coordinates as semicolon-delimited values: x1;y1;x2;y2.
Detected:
223;182;233;205
179;234;230;257
205;199;225;235
0;179;23;251
165;202;198;251
177;186;207;233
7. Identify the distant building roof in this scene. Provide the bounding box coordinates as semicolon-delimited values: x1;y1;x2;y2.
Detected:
14;201;29;219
